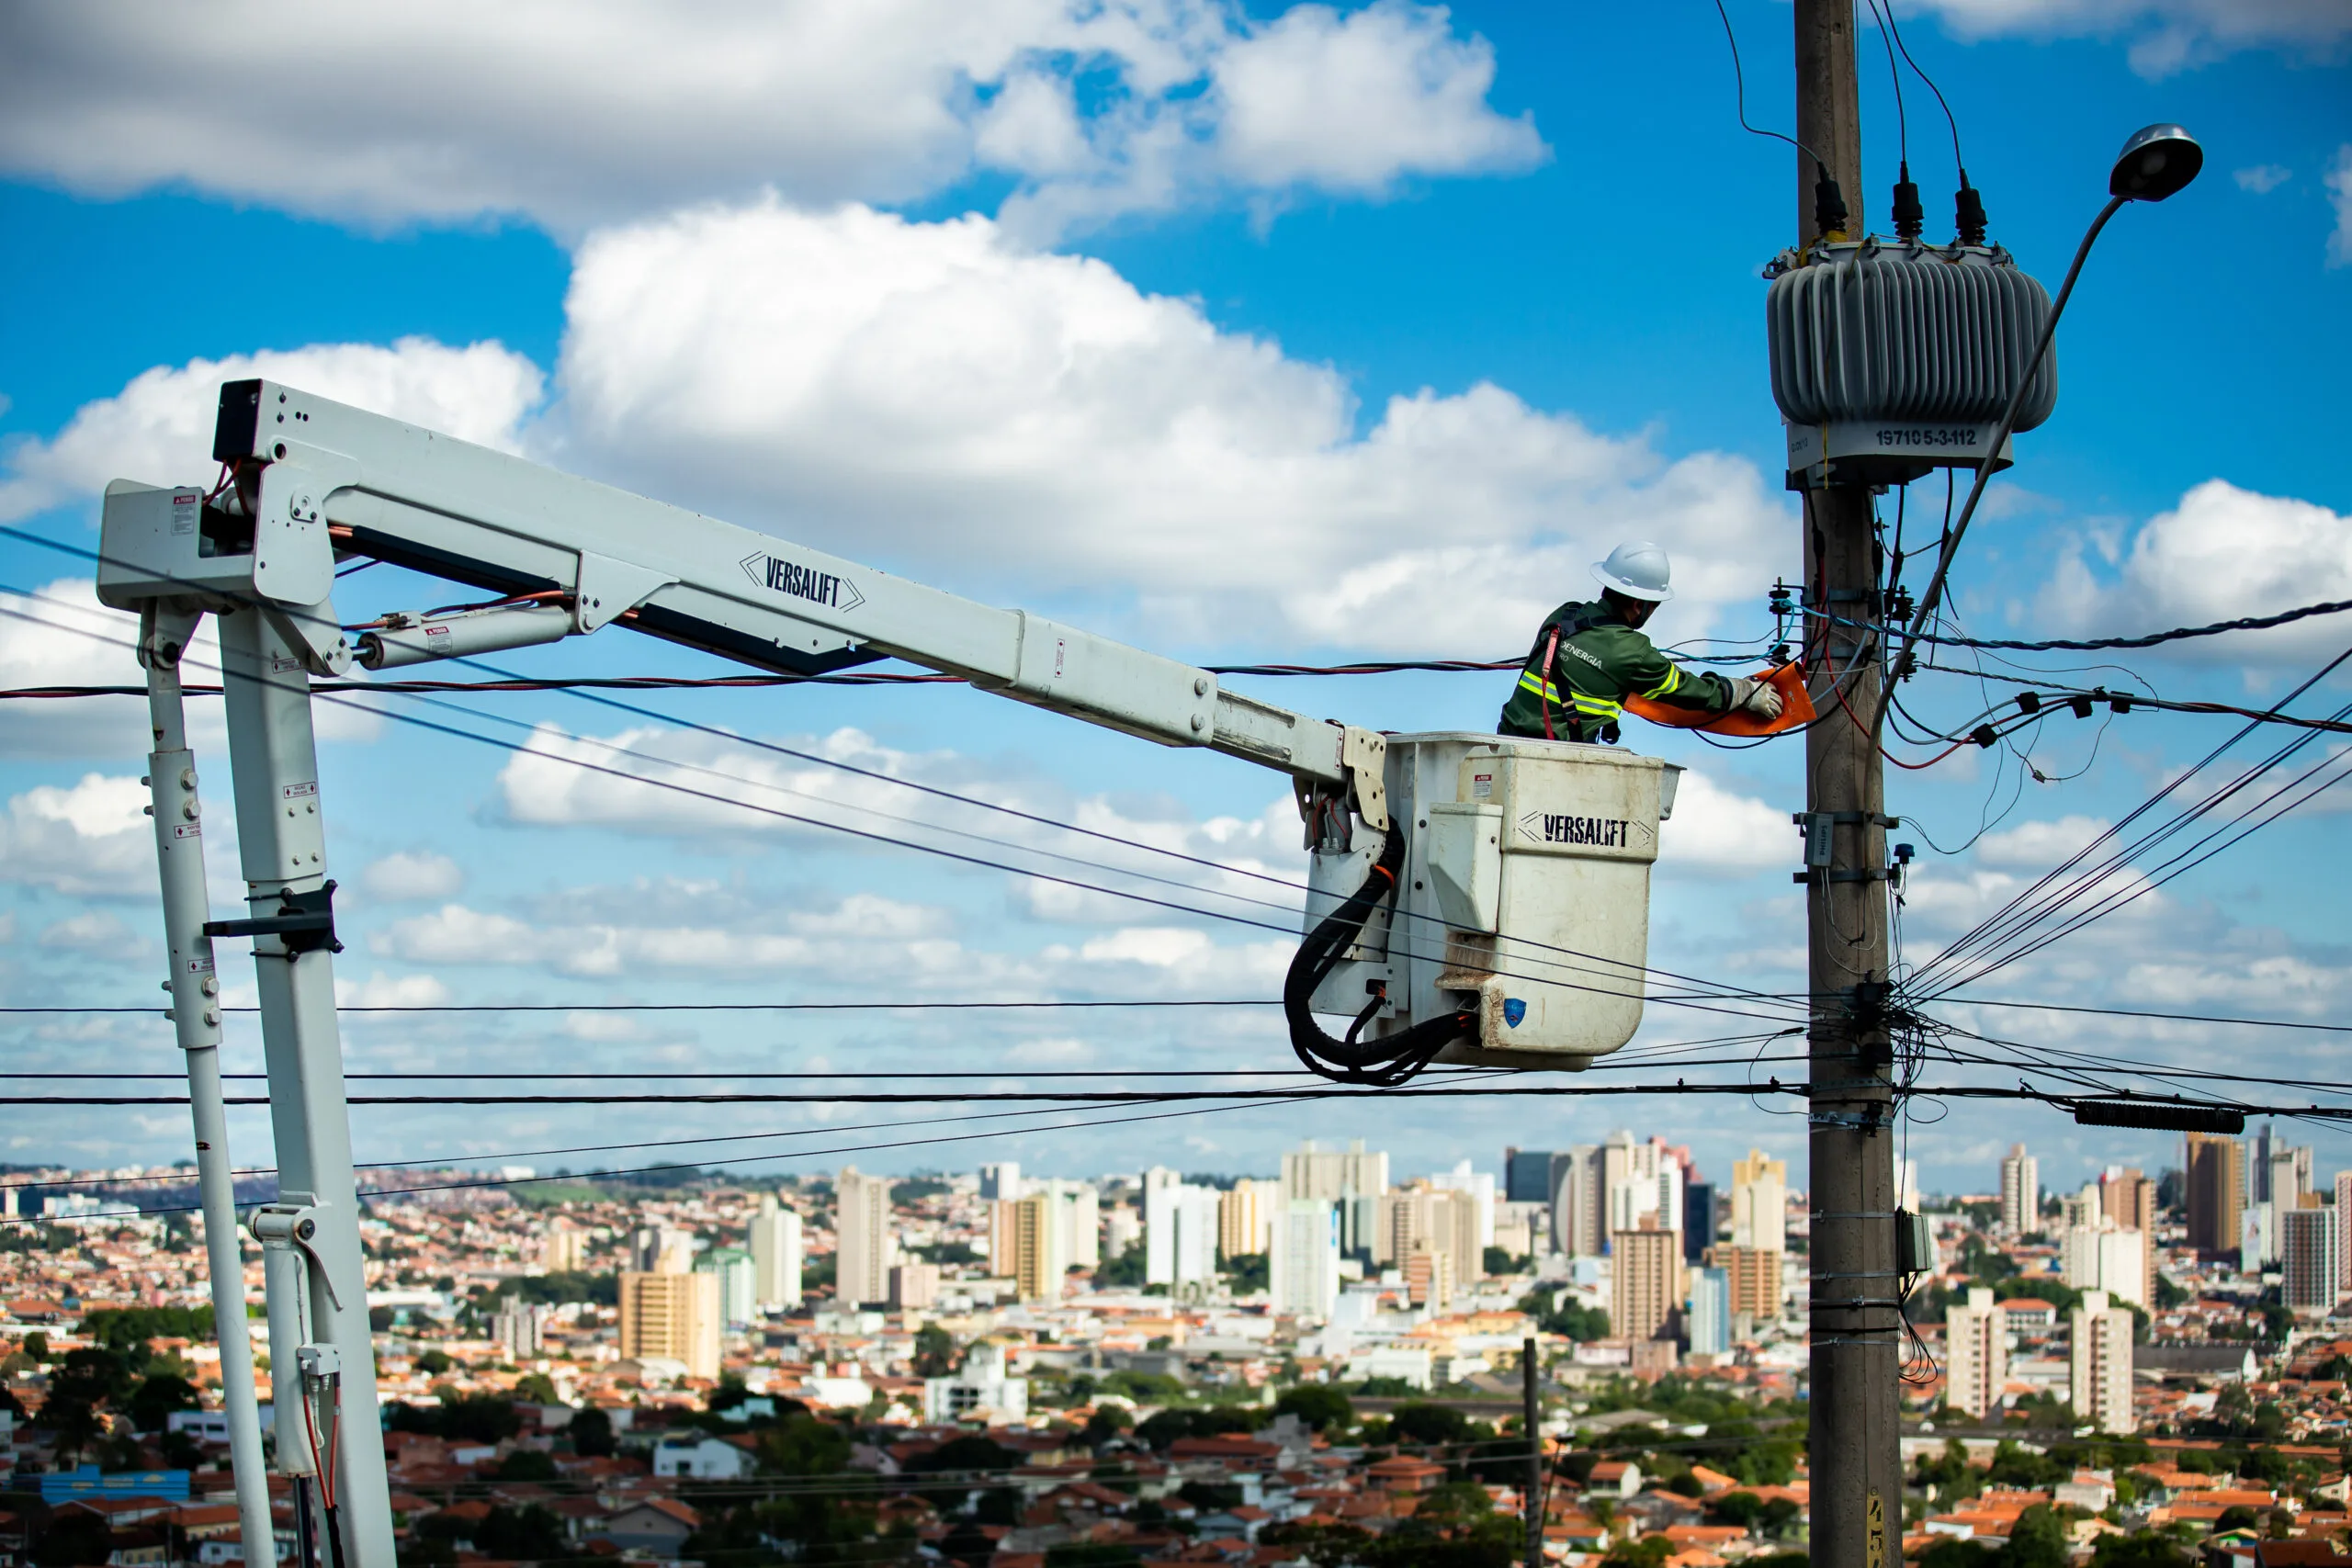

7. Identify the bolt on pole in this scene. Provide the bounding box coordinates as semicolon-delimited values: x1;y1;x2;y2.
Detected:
1792;2;1902;1564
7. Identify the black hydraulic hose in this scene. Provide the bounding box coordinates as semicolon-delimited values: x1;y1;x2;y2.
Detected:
1283;819;1473;1085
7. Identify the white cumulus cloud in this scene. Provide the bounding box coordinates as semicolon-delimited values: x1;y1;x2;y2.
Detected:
335;972;453;1010
359;852;467;904
2233;164;2292;194
0;0;1542;240
0;773;154;897
1899;0;2352;76
2038;479;2352;666
40;912;143;953
553;199;1782;651
0;339;543;524
1976;814;2113;869
1656;770;1790;879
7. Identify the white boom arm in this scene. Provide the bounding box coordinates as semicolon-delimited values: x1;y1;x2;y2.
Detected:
94;380;1676;1568
97;378;1391;822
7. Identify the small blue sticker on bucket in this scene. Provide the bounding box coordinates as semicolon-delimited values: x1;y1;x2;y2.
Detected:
1502;998;1527;1028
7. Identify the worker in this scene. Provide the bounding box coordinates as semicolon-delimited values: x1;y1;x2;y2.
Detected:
1498;541;1783;742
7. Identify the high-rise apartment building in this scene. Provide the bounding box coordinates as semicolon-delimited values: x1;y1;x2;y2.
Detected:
834;1167;899;1307
1550;1145;1604;1258
695;1246;755;1325
889;1261;941;1311
543;1218;586;1274
2185;1133;2244;1257
1713;1244;1781;1324
1608;1160;1681;1240
1008;1191;1067;1303
2069;1290;2134;1433
1033;1179;1101;1270
2282;1206;2341;1314
1999;1145;2039;1234
2100;1169;2158;1308
2252;1126;2312;1207
1428;1161;1497;1249
1282;1140;1388;1205
1610;1220;1681;1343
1218;1179;1278;1260
749;1193;804;1309
492;1301;548;1360
630;1225;694;1274
1682;1182;1715;1264
1730;1150;1787;1251
1270;1199;1340;1320
1945;1286;2007;1420
619;1269;720;1380
978;1163;1023;1201
1146;1180;1218;1290
1403;1246;1454;1311
2062;1222;2146;1308
2337;1171;2352;1293
1374;1187;1482;1286
1687;1267;1730;1357
1504;1148;1555;1204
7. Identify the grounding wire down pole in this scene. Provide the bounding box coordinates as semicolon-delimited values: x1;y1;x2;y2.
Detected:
139;606;276;1567
1793;3;1901;1565
216;605;395;1567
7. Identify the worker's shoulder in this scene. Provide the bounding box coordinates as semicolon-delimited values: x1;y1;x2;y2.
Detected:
1566;615;1653;652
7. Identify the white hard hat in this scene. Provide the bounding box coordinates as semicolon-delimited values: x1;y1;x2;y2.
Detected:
1591;540;1674;603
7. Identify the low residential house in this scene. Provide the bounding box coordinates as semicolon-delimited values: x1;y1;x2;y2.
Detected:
1999;1300;2058;1333
2053;1471;2118;1512
1365;1457;1445;1495
55;1499;180;1531
1619;1488;1706;1531
650;1433;752;1480
602;1496;699;1553
1661;1523;1756;1555
1587;1461;1644;1498
2138;1345;2262;1383
1166;1436;1282;1475
102;1526;170;1566
543;1495;614;1542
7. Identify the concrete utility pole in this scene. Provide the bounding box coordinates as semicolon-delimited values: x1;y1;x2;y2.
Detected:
1792;3;1901;1565
1523;1335;1543;1568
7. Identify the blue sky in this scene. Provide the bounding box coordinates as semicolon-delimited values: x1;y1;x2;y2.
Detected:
2;0;2348;1204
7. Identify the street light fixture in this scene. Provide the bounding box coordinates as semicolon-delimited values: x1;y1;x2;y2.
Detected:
1892;125;2204;683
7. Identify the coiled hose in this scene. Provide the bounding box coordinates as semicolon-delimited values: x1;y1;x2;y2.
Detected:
1283;818;1474;1086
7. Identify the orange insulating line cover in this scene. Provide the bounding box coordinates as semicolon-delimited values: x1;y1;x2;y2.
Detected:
1623;662;1815;737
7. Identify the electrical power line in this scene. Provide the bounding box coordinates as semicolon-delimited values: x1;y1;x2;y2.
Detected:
0;570;1811;1020
1;1000;1280;1020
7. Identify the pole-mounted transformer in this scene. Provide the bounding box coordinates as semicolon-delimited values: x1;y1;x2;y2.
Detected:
1766;232;2058;490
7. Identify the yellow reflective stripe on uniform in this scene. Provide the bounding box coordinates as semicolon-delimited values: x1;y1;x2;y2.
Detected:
1643;664;1682;700
1572;695;1623;717
1518;670;1562;703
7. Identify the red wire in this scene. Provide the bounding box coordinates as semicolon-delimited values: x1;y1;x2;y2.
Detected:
300;1371;335;1511
1831;664;1968;770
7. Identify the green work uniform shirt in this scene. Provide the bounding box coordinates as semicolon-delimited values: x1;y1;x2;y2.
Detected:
1496;600;1737;741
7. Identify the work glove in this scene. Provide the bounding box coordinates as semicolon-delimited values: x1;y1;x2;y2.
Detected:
1729;677;1784;721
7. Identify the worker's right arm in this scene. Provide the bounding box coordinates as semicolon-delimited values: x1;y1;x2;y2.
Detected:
1613;635;1737;717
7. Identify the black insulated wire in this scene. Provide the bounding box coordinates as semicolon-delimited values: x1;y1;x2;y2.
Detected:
1282;820;1471;1086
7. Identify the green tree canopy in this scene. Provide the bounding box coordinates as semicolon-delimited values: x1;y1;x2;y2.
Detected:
1273;1383;1354;1432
